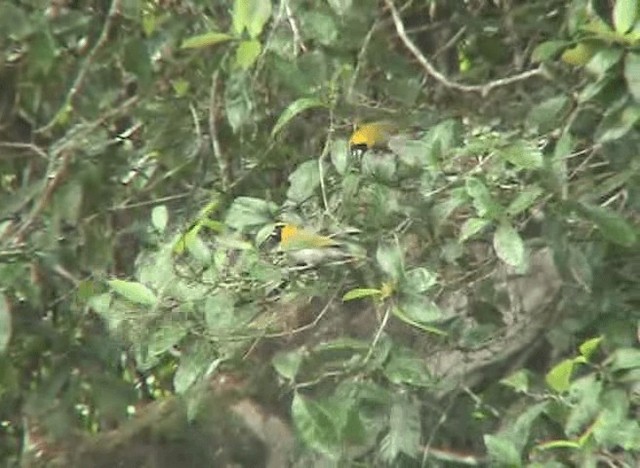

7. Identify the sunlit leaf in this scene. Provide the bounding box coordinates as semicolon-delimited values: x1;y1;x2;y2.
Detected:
108;279;158;306
342;288;382;301
235;39;261;70
613;0;638;34
545;358;575;392
531;40;568;62
493;222;525;267
498;141;543;169
624;52;640;102
151;205;169;232
180;32;234;49
459;217;490;241
484;435;521;466
579;336;603;361
233;0;272;38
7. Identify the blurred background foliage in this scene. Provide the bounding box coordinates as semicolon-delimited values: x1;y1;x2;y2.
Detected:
1;0;639;466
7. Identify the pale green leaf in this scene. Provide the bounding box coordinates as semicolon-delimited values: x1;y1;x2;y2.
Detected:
493;222;525;267
180;32;233;49
271;97;328;137
108;279;157;306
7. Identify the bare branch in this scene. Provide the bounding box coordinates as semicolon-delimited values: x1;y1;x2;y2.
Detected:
384;0;544;97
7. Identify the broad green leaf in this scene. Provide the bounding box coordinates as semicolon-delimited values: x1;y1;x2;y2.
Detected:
292;393;340;459
272;350;304;381
506;185;544;216
500;370;530;393
0;294;11;353
527;96;569;131
108;279;157;306
174;344;219;394
579;336;603;361
287;160;321;203
609;348;640;371
545;358;574;392
531;40;568;62
235;39;261;70
233;0;272;38
180;32;233;49
225;197;278;230
596;103;640;142
459;217;490;241
566;375;602;436
484;434;521;466
465;177;502;219
271;97;328;137
380;395;421;462
586;48;624;78
204;292;236;333
493;222;525;267
404;267;438;293
577;203;637;247
342;288;382;301
624;52;640;102
561;42;595;66
536;439;581;450
151;205;168;232
330;139;349;175
146;324;188;362
391;306;447;336
376;242;404;281
498;141;543;169
383;352;431;386
613;0;638;34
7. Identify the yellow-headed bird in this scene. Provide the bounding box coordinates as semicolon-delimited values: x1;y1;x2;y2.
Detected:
348;120;400;157
272;223;364;267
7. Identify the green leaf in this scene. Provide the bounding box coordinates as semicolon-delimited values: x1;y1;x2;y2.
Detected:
460;217;491;242
204;292;236;333
235;39;261;70
613;0;638;34
330;139;349;175
500;370;530;393
342;288;382;301
380;395;421;462
287;160;321;203
493;222;525;267
151;205;169;232
404;267;438;293
233;0;272;38
107;279;157;306
0;294;11;353
484;434;521;466
546;358;575;392
383;352;431;386
146;324;188;363
531;40;568;62
577;203;637;247
624;52;640;102
498;141;543;169
527;96;569;131
465;177;502;219
586;48;624;78
225;197;278;230
271;97;328;137
292;393;340;459
180;32;233;49
272;350;304;381
376;242;404;282
609;348;640;371
596;103;640;142
391;306;447;336
506;185;544;216
174;344;219;394
579;336;603;361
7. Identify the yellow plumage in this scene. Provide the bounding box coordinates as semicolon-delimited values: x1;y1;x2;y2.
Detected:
348;121;399;156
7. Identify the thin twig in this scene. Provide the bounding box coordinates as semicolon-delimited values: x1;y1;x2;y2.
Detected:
284;1;306;54
209;70;229;191
36;0;123;134
432;26;467;60
0;142;48;160
384;0;544;97
346;18;381;103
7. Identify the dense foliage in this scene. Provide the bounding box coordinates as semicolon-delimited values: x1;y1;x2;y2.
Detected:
1;0;639;466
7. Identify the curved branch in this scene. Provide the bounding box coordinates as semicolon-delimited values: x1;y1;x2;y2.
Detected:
384;0;545;97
